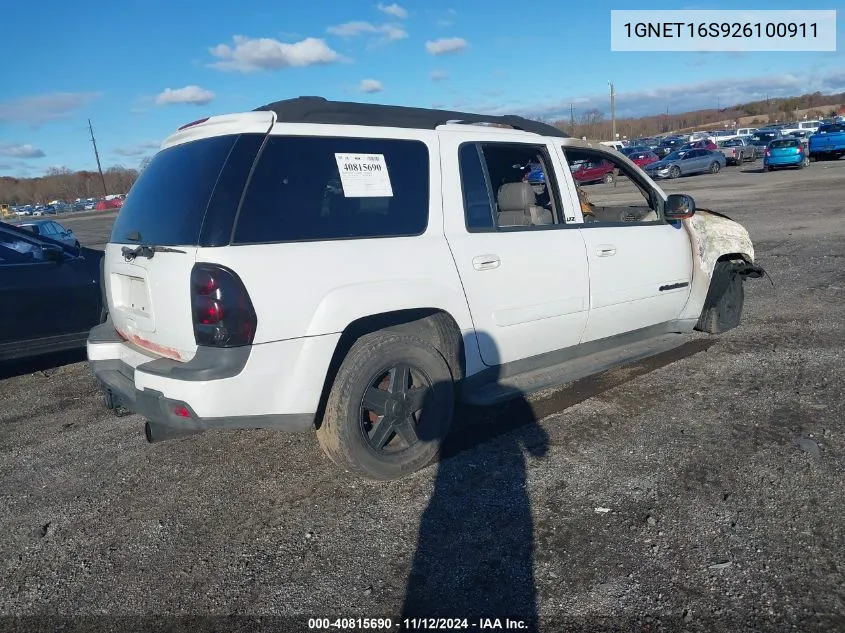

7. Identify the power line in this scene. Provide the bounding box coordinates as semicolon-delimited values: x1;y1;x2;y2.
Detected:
88;119;108;197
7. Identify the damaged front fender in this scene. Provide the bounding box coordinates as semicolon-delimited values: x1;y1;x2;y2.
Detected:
676;207;765;325
685;208;755;276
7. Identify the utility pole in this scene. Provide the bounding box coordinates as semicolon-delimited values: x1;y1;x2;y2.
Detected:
88;118;108;197
569;103;575;132
609;81;616;140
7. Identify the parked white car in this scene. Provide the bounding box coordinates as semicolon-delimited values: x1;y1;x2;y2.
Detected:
87;97;765;480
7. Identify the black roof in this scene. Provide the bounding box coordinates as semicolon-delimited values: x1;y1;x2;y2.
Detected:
253;96;569;138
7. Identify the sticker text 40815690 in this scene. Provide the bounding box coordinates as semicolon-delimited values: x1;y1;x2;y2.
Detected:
334;153;394;198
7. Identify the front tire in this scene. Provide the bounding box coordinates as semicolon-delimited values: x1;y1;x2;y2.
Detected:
669;165;681;179
695;260;745;334
602;172;614;184
316;331;455;480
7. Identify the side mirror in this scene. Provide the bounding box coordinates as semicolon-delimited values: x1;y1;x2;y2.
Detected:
665;194;695;220
42;244;65;262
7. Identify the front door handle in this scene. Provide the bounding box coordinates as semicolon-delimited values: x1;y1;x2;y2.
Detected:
596;245;616;257
472;254;501;270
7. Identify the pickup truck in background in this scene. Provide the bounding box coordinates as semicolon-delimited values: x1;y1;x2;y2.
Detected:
808;123;845;161
717;137;755;165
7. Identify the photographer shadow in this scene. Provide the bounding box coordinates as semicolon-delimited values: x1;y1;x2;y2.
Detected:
401;331;547;631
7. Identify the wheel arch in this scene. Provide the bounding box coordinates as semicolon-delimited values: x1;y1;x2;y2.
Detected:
678;209;756;323
312;307;466;430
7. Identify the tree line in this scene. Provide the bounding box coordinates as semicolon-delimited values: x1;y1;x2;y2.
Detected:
0;165;142;205
555;90;845;140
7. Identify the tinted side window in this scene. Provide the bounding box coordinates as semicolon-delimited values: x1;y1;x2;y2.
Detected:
233;136;429;244
0;230;46;263
458;144;495;231
110;134;240;246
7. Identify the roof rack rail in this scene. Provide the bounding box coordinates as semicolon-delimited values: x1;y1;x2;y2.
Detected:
253;96;569;138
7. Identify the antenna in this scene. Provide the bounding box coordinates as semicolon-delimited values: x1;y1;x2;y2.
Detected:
88;118;108;197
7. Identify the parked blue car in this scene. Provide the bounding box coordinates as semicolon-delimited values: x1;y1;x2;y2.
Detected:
764;138;810;171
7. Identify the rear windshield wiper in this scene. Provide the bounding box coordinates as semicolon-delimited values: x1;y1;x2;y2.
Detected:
121;244;187;260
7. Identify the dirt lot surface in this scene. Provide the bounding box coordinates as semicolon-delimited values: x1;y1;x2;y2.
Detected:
1;160;844;632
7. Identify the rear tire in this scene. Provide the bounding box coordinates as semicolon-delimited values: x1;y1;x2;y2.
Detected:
602;172;614;184
695;260;745;334
316;331;455;480
709;161;721;173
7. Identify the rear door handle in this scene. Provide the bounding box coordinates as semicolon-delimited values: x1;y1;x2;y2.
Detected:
472;254;501;270
596;245;616;257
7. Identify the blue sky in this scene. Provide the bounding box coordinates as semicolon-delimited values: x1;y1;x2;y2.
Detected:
1;0;843;177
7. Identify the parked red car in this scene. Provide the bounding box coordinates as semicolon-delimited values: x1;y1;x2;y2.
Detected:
95;198;124;211
681;139;717;151
626;150;659;168
571;159;615;184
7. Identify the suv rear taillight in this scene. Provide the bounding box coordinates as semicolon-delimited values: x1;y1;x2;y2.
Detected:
190;263;257;347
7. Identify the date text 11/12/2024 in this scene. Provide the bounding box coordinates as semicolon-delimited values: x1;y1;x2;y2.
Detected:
308;617;530;630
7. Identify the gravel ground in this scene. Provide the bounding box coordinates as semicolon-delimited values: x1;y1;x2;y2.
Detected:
1;160;844;632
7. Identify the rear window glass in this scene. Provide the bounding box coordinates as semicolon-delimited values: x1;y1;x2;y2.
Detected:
817;124;845;134
752;132;778;141
770;139;798;148
232;136;429;244
110;134;239;246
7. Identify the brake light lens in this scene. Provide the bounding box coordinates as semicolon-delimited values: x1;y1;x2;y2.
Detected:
765;149;771;157
797;145;803;153
190;263;257;347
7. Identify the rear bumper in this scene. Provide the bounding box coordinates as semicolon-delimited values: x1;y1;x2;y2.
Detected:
86;319;332;440
764;155;803;166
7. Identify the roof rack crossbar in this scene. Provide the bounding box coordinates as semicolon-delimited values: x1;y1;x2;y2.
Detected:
253;96;569;138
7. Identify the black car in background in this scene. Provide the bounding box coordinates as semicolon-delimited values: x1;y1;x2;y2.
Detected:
747;128;784;158
0;222;105;362
654;137;686;158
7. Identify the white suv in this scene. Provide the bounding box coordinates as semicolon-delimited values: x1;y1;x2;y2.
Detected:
87;97;765;480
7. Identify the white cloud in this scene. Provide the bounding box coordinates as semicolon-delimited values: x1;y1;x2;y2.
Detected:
377;3;407;19
155;85;216;106
0;143;45;159
425;37;468;55
113;141;161;157
209;35;342;72
464;68;845;121
0;92;100;125
327;21;407;41
359;79;383;93
430;69;449;81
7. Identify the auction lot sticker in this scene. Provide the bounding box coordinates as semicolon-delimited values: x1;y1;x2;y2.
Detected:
335;153;394;197
610;10;836;51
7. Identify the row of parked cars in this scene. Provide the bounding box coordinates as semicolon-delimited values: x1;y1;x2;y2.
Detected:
9;195;126;217
611;121;845;178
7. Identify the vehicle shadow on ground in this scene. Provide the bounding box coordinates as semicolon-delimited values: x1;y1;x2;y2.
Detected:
0;349;86;380
400;331;716;629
